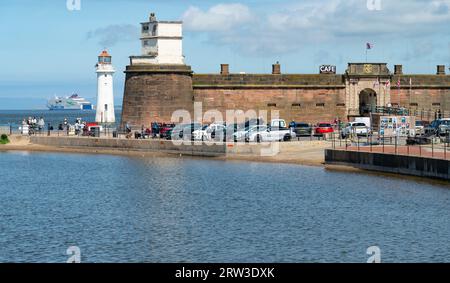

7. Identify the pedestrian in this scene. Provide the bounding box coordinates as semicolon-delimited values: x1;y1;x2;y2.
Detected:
38;117;45;133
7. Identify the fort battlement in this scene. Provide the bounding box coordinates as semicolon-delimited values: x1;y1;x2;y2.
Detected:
121;13;450;127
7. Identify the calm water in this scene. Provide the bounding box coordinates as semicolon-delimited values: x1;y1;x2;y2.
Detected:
0;151;450;263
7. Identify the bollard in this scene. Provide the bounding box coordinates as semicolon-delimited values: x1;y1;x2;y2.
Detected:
432;139;434;158
445;143;447;160
395;136;397;155
357;136;360;151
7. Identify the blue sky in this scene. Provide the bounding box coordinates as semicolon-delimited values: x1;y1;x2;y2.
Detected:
0;0;449;109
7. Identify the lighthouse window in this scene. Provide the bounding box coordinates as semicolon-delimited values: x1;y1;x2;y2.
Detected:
104;74;107;77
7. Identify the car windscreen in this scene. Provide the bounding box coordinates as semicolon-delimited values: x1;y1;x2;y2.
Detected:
318;124;331;128
353;123;366;127
297;123;309;127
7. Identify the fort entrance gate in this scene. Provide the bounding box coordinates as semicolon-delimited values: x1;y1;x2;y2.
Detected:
345;63;392;119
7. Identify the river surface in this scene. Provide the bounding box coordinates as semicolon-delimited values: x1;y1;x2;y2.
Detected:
0;151;449;263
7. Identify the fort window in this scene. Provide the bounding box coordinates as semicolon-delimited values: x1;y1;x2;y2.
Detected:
267;103;277;107
410;103;418;107
432;103;441;106
336;103;346;107
292;103;301;107
316;103;325;107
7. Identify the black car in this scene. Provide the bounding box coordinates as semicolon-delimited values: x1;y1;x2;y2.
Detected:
292;122;312;136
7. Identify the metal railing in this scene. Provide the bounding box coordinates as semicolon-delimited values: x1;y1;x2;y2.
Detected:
329;130;450;161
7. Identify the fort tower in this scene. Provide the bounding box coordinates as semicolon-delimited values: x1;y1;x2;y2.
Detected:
121;13;193;128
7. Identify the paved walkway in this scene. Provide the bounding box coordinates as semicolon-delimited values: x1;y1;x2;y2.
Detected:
337;145;450;160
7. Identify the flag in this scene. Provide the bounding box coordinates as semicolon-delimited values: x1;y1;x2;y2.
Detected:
409;78;412;86
385;80;391;88
397;78;401;88
373;78;380;88
366;43;373;50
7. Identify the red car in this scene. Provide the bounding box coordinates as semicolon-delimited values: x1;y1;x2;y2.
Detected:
315;123;334;135
159;123;175;138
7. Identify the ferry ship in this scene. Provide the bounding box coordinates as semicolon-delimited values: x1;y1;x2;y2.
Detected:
47;94;94;110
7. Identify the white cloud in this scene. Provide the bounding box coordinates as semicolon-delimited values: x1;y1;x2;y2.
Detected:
182;3;254;32
87;24;139;47
181;0;450;56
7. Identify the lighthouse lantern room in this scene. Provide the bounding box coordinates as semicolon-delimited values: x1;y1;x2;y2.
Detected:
95;50;115;123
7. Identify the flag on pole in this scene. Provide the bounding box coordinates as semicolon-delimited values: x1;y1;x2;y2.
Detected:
397;78;401;88
373;78;380;88
366;43;374;50
385;80;391;88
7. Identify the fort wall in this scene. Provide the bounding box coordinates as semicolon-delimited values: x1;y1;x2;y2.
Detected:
121;64;450;127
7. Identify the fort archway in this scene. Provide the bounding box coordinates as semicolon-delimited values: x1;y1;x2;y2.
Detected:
359;88;377;116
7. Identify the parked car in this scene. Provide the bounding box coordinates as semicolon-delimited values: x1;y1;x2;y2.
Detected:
341;122;370;138
246;124;296;143
160;123;175;139
292;122;312;136
437;118;450;136
233;125;260;142
192;125;209;141
425;120;439;135
425;119;450;136
171;123;202;141
315;123;334;136
415;120;426;136
205;123;227;141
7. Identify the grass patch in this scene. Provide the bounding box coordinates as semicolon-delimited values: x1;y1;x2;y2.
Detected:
0;134;9;145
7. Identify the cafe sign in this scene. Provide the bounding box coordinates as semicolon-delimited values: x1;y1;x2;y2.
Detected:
320;65;336;74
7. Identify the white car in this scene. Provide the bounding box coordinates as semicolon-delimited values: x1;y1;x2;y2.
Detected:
341;122;370;138
246;125;296;143
232;125;259;141
192;125;209;141
204;123;227;141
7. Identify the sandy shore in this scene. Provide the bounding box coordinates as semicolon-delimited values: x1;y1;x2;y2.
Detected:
3;135;447;185
1;135;328;167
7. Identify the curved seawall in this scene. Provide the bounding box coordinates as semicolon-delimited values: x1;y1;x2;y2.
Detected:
325;149;450;181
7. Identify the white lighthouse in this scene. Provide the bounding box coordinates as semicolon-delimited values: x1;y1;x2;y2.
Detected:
95;50;116;123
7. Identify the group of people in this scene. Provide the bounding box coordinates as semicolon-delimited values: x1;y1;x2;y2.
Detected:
73;118;88;135
22;117;45;133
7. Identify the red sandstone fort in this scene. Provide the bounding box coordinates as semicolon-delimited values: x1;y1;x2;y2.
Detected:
121;13;450;127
